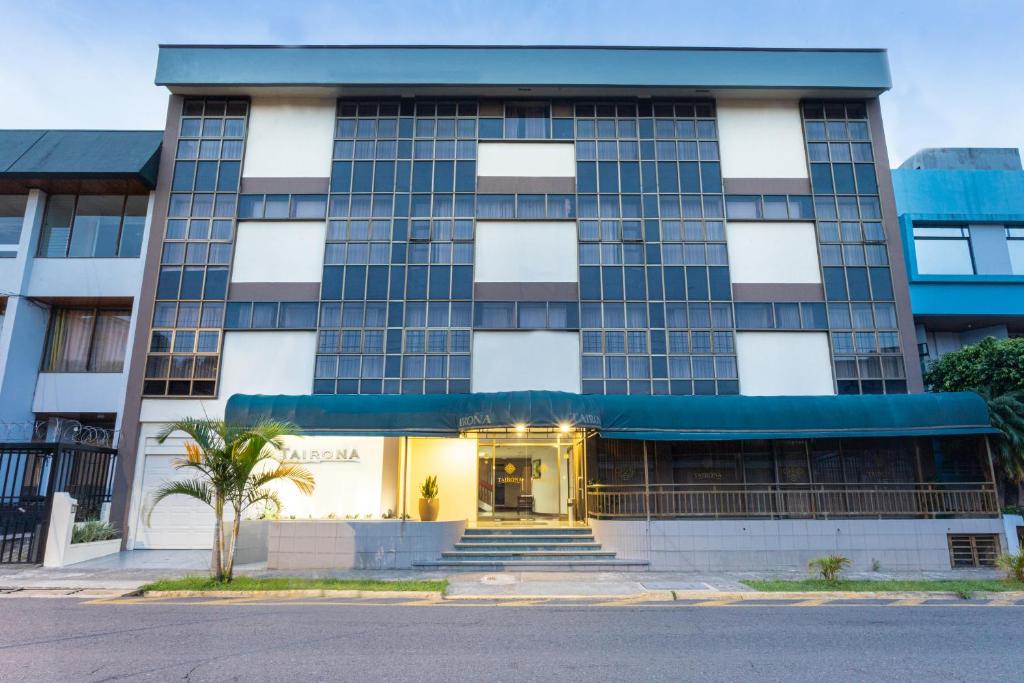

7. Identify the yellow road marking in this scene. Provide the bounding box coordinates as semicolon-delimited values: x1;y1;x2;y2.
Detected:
886;597;926;606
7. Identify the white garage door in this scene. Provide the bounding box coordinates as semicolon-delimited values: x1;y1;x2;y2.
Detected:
135;453;215;549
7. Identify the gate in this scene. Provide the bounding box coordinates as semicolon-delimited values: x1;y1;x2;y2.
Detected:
1;443;118;564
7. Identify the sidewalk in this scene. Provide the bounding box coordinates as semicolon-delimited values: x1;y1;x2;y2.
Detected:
0;549;1007;598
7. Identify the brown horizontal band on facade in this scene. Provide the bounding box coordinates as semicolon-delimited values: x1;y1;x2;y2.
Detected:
239;177;331;194
723;177;813;195
732;283;825;302
228;282;322;301
0;178;153;194
476;176;576;194
474;282;579;301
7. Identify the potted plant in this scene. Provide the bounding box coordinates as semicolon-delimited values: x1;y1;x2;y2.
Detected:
418;475;439;521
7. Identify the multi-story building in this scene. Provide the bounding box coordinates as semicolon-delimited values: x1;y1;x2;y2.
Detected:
0;129;161;439
7;46;1004;572
893;147;1024;364
0;130;161;563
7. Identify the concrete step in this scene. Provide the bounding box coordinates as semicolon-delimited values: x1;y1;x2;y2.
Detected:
441;550;617;561
454;542;603;551
457;534;595;543
464;527;592;536
413;559;650;571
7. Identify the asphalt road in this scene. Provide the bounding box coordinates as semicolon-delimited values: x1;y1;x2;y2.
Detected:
0;597;1021;682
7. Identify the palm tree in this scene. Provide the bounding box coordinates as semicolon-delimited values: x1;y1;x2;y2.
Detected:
145;418;314;581
978;388;1024;484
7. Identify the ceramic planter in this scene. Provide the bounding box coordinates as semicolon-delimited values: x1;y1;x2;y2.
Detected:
418;498;440;521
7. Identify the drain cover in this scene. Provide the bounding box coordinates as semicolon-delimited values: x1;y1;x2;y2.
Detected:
480;574;517;585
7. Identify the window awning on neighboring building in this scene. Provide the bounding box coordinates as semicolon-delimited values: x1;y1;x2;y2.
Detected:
225;391;997;441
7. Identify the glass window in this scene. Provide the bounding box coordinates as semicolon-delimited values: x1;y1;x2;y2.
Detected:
505;104;550;139
37;194;148;258
1008;228;1024;275
913;226;974;274
0;195;27;245
42;308;130;372
37;195;76;257
475;302;515;328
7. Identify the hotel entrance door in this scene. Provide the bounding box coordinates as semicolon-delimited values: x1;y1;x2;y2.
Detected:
476;430;581;523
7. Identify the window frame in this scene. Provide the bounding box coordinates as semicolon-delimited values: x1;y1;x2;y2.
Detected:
36;194;148;259
41;306;132;374
912;225;976;275
1007;226;1024;275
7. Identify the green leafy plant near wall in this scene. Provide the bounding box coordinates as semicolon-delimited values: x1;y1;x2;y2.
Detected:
924;337;1024;482
808;554;851;582
71;520;119;544
997;549;1024;583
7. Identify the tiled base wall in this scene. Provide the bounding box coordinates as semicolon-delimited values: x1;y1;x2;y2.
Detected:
589;518;1006;572
265;519;466;570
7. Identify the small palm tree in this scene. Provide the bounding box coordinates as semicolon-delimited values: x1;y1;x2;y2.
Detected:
808;554;851;582
145;418;314;581
977;388;1024;482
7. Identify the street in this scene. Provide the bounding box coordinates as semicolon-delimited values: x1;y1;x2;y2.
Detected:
0;596;1021;681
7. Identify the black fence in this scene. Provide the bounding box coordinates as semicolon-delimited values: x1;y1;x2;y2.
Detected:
1;443;118;564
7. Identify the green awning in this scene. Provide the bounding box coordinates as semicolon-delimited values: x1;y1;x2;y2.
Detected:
225;391;997;441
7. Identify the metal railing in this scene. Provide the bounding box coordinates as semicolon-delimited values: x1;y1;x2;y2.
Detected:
2;442;118;564
586;482;1000;520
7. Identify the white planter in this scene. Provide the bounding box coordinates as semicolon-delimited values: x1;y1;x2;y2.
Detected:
62;539;123;566
43;493;122;567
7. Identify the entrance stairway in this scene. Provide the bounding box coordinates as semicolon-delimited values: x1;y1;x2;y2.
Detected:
413;527;649;571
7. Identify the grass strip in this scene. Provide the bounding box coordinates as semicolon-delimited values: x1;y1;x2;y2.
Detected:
741;578;1024;595
141;576;448;593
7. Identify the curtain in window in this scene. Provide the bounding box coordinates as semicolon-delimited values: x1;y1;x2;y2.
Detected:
505;105;550;139
45;309;95;372
89;311;130;372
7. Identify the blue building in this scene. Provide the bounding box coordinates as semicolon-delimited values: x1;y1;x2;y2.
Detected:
893;147;1024;365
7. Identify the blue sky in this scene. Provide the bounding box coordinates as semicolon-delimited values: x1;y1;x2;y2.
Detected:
2;0;1022;165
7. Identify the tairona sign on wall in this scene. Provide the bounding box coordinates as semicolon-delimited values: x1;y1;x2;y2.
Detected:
282;447;361;464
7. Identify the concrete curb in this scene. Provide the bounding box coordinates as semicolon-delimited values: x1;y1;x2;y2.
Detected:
445;590;676;601
142;589;443;599
672;590;1024;600
444;590;1024;601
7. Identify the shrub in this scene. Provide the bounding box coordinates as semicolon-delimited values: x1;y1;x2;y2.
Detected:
419;475;439;500
71;520;119;544
808;554;851;582
996;550;1024;583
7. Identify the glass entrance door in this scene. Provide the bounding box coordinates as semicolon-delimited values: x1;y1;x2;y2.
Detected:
475;430;581;523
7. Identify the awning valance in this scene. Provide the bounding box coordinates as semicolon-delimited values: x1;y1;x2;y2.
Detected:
224;391;997;441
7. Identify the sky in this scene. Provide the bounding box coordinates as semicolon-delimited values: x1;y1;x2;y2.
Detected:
1;0;1022;166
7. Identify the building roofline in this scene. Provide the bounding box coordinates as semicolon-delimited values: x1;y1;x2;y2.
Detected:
157;43;887;53
155;44;892;94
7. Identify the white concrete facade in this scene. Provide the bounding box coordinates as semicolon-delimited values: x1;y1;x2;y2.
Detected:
590;518;1006;572
716;99;809;179
474;221;578;282
242;97;336;179
230;221;326;283
736;331;834;396
130;330;317;547
476;142;576;177
726;221;821;284
471;330;581;393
